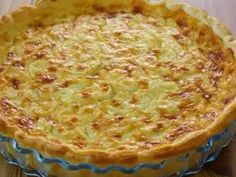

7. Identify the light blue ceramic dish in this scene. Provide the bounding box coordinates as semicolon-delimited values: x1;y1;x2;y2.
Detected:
0;121;235;177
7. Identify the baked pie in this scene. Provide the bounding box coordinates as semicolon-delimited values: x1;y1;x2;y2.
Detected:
0;0;235;176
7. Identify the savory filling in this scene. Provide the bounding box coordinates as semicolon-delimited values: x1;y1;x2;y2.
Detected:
0;11;236;151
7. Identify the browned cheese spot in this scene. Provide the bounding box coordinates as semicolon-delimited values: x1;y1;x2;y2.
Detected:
36;73;56;84
11;79;20;89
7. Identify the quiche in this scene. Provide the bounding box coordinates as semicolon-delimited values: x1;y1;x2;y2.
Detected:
0;0;236;170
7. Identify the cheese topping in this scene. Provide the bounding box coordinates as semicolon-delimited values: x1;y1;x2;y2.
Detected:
0;11;236;151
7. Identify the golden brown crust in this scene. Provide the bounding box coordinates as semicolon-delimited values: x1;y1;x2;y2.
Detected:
0;0;235;165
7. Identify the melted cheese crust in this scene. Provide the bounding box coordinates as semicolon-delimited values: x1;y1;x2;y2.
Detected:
0;10;236;151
